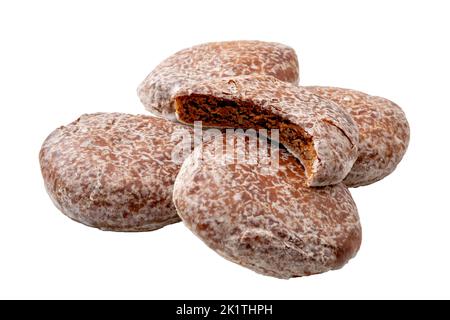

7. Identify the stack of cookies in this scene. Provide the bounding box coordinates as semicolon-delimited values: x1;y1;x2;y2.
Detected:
39;41;410;279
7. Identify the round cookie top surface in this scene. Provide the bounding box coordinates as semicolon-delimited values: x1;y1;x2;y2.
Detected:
39;113;193;231
306;86;410;187
137;40;299;120
173;132;362;278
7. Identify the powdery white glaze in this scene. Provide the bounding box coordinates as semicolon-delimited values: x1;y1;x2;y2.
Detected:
174;75;359;187
137;40;299;120
39;113;193;231
306;86;410;187
173;132;362;279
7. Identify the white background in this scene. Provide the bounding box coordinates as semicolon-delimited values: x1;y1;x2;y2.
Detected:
0;0;449;300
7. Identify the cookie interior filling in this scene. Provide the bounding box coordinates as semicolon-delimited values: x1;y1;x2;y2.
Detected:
175;94;317;177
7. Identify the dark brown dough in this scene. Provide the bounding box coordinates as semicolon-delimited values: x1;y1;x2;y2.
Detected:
174;75;359;187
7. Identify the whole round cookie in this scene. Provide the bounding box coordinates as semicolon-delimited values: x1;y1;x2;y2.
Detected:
306;86;410;187
39;113;193;231
173;132;362;279
137;40;299;121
